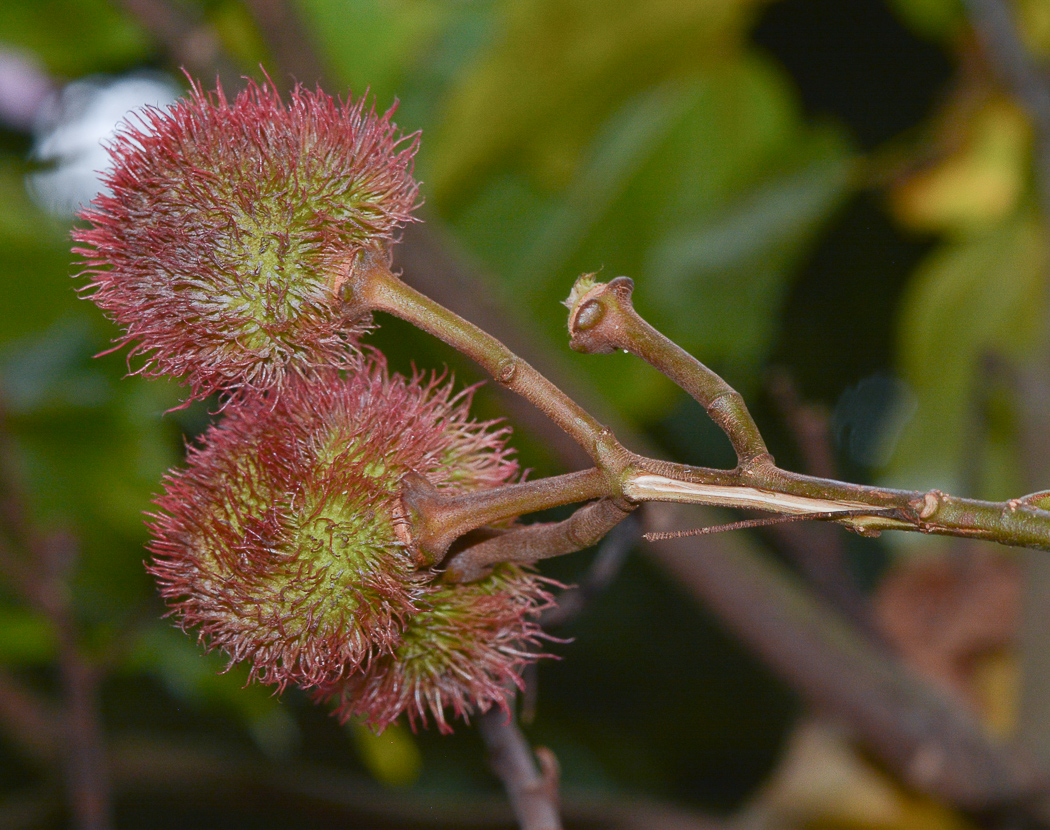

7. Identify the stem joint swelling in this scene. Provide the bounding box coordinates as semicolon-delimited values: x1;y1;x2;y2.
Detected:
566;274;771;468
496;357;519;385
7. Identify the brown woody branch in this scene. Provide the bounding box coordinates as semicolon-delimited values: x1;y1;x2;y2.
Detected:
565;274;1050;551
340;185;1050;822
107;732;725;829
444;498;634;583
568;274;771;467
478;697;563;830
764;371;884;643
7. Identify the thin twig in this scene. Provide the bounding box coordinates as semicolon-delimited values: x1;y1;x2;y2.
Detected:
478;695;562;830
48;554;109;830
569;274;770;466
394;222;640;469
564;274;1050;552
401;467;610;565
106;732;725;829
347;248;619;465
645;501;1050;819
375;227;1050;820
540;512;641;629
643;507;899;541
57;646;108;830
444;498;633;583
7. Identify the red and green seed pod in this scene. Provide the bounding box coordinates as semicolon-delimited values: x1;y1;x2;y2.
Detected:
318;564;554;733
148;354;518;691
75;77;420;402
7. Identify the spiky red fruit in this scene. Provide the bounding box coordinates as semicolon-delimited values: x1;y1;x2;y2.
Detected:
74;77;420;401
318;565;554;733
148;354;518;691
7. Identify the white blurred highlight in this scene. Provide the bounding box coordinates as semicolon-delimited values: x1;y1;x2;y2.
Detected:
27;73;181;218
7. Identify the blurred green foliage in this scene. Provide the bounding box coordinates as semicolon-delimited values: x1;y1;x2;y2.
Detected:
0;0;1044;826
0;0;149;75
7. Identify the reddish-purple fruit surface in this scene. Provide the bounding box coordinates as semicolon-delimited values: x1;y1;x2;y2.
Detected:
149;354;549;730
75;78;419;401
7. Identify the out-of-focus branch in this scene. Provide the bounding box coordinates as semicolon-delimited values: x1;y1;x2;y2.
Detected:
540;512;640;629
645;501;1050;819
112;0;238;86
479;697;562;830
109;733;726;829
0;669;59;765
0;402;111;830
119;0;328;92
765;371;883;643
519;514;641;723
19;532;110;830
49;552;109;830
239;0;329;88
0;785;59;830
962;0;1050;772
765;371;837;481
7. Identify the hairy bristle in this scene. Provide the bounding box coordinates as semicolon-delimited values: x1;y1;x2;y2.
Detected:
317;565;555;734
147;352;518;691
74;77;421;402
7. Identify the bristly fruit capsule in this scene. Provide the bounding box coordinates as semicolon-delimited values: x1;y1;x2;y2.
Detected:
147;353;519;693
318;565;554;734
74;77;420;402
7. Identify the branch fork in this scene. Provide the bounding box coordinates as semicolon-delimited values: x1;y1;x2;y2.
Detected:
340;248;1050;583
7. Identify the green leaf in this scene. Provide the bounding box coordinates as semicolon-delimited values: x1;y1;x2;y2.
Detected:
296;0;454;106
350;721;423;788
0;0;149;76
886;0;963;39
0;606;56;665
428;0;770;210
643;126;853;367
887;210;1045;494
0;314;183;624
0;160;79;346
448;52;854;420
